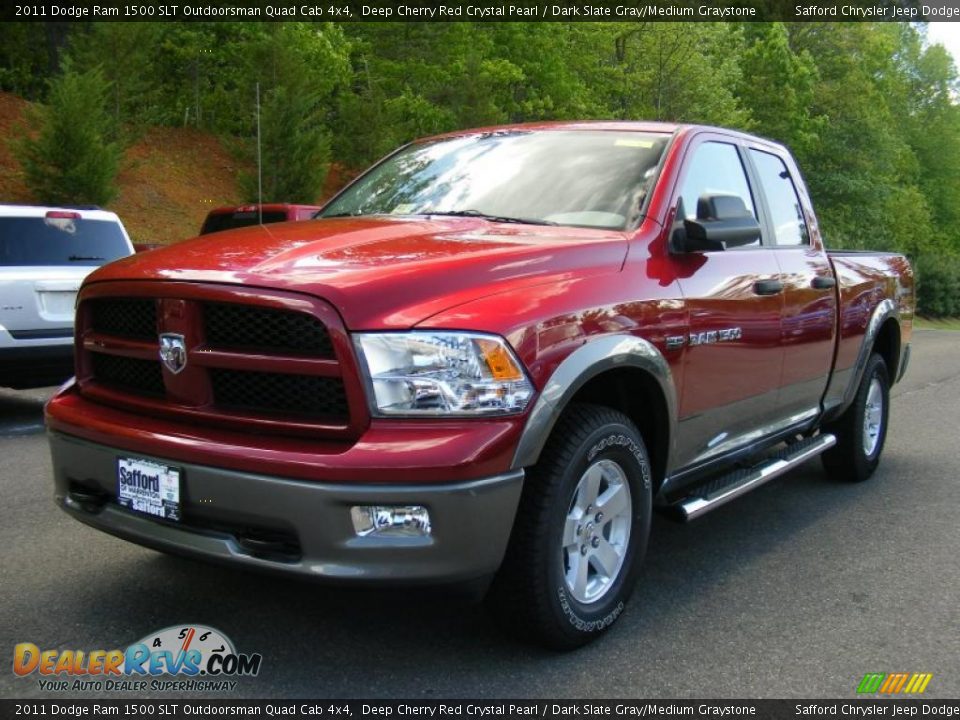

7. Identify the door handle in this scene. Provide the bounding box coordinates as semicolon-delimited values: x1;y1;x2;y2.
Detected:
753;279;783;296
811;275;837;290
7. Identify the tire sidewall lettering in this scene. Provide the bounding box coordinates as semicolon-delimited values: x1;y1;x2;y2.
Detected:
586;432;651;490
552;426;651;634
557;586;625;632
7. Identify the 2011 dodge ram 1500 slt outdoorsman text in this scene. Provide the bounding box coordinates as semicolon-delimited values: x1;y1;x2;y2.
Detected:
46;122;914;648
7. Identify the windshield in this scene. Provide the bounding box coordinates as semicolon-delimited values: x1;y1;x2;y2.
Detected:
320;130;669;230
0;217;130;266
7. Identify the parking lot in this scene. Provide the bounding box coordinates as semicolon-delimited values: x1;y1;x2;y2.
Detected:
2;329;958;699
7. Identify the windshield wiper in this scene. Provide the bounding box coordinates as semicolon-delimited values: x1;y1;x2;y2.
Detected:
68;255;105;261
425;209;558;226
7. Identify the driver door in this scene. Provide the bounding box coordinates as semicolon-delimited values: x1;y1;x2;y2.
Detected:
669;137;785;471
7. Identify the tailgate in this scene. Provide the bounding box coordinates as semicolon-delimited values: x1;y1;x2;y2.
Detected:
0;213;132;338
0;267;92;335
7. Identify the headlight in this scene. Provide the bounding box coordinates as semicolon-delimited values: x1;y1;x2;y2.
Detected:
353;332;534;416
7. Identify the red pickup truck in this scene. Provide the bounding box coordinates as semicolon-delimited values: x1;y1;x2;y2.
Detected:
46;122;914;648
199;203;322;235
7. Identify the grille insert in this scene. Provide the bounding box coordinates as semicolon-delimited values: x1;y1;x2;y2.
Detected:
91;353;165;396
90;298;157;339
204;303;333;357
210;369;348;419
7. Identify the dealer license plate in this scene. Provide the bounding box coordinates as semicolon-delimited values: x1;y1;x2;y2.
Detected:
117;457;181;522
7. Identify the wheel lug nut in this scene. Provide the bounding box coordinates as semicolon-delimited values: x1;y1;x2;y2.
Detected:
595;512;603;522
591;537;600;548
580;545;588;555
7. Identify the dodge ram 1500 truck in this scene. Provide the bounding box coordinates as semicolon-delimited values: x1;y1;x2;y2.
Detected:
46;122;914;648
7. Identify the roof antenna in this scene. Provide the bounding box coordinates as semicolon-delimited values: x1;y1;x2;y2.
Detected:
256;81;263;226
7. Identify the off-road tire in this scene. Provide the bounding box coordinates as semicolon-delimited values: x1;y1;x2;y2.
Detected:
821;353;890;483
487;403;652;650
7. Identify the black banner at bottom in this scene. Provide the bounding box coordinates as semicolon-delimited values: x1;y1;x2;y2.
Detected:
3;700;960;720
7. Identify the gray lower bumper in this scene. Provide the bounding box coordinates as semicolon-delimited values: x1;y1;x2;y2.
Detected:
49;431;524;584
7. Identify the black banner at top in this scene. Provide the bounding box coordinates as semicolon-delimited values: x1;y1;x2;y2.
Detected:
2;700;960;720
4;0;960;22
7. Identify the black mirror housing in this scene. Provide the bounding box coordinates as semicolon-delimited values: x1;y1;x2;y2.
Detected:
671;194;762;253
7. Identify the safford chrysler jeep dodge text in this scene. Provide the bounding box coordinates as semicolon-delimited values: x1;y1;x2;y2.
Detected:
46;123;913;648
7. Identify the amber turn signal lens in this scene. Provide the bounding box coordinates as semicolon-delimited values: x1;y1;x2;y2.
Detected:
476;338;524;381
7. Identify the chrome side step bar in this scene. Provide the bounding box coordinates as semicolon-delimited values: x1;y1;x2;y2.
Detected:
677;433;837;521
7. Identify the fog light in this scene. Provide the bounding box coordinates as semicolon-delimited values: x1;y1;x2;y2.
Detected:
350;505;432;537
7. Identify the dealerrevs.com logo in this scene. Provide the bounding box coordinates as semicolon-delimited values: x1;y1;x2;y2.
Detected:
12;624;262;693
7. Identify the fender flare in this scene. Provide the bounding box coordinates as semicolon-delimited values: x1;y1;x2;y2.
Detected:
510;335;678;471
839;298;900;413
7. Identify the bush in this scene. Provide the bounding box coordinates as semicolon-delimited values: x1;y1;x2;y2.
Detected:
14;62;121;206
916;253;960;318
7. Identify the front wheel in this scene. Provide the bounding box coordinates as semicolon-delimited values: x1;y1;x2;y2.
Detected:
821;352;890;483
487;404;652;649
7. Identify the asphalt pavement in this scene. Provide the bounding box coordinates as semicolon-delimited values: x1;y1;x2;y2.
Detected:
1;330;958;699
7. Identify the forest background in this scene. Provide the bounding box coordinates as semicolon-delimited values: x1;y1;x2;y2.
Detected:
1;21;958;315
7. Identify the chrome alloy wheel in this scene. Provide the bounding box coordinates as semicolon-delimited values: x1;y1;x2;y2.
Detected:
862;376;884;457
561;459;633;604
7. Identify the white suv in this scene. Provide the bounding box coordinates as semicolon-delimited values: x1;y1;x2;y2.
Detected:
0;205;134;389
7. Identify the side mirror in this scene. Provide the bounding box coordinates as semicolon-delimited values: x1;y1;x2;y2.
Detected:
672;194;761;253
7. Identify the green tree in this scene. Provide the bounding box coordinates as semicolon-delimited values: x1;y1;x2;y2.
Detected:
897;32;960;252
239;23;351;202
0;23;53;99
736;23;822;156
0;22;74;100
242;80;332;203
569;23;748;127
334;23;594;167
65;23;163;128
14;60;122;206
785;24;921;252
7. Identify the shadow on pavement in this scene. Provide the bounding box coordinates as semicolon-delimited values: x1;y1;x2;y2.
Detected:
0;386;55;436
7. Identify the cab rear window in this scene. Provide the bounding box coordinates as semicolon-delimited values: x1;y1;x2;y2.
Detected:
200;211;288;234
0;217;130;267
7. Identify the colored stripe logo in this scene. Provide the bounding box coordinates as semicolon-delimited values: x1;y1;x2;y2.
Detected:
857;673;933;694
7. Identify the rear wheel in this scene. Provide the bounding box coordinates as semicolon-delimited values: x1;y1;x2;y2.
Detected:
487;404;652;649
821;353;890;483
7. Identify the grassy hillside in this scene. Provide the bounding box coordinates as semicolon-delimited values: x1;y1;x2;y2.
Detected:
0;91;250;245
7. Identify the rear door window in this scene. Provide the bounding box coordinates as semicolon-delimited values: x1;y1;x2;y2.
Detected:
0;217;129;266
749;150;809;246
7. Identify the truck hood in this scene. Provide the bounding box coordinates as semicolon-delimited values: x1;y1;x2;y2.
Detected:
87;216;628;328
